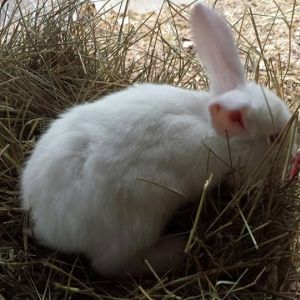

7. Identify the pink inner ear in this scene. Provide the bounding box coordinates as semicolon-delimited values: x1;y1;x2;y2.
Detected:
209;103;246;137
228;111;245;129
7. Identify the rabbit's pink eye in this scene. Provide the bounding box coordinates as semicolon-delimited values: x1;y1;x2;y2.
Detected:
269;134;279;143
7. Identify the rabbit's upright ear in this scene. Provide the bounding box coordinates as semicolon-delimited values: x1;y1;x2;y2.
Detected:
192;3;251;137
191;3;245;95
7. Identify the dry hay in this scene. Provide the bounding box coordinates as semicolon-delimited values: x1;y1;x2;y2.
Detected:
0;0;300;299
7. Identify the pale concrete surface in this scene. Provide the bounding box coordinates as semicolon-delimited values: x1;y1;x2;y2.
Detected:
95;0;196;13
0;0;196;22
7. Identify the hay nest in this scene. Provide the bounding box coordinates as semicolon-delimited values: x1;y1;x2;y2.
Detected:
0;0;299;299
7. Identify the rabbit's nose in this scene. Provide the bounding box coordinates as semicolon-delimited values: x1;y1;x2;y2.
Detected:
289;149;300;180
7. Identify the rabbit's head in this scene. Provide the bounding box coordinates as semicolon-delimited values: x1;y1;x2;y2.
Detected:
191;3;296;179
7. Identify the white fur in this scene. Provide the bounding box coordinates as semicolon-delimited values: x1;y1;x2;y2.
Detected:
21;3;295;276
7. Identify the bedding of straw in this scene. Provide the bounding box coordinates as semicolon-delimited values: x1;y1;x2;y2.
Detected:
0;0;299;299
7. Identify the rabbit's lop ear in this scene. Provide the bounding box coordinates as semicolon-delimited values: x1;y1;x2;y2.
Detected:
191;3;245;95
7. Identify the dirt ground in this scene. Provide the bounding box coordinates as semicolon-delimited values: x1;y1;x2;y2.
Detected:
79;0;300;102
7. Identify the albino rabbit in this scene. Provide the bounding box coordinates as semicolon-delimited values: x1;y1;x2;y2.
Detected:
21;3;295;276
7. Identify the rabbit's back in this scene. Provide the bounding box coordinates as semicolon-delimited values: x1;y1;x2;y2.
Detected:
21;83;217;259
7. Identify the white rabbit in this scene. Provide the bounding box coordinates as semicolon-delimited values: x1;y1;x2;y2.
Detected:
21;3;295;276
